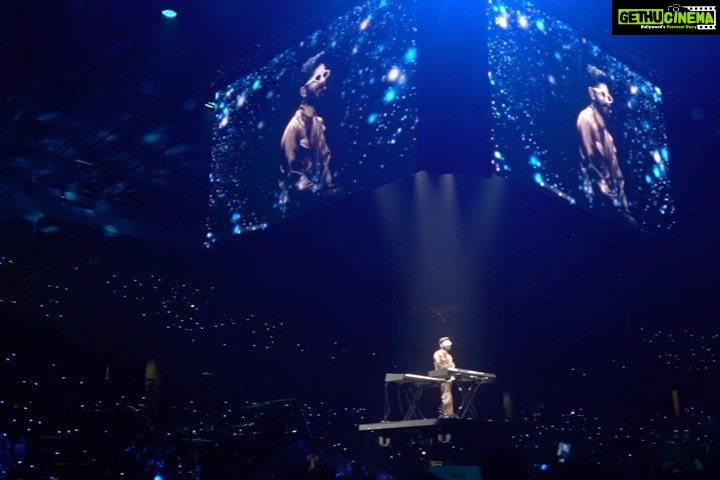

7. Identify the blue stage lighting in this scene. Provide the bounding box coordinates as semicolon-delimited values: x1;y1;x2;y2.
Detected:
161;9;177;18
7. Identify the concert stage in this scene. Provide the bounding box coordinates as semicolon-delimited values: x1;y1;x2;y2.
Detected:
358;417;505;443
358;418;451;431
357;418;513;479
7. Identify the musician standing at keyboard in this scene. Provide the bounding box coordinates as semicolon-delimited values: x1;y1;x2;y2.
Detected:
433;337;456;418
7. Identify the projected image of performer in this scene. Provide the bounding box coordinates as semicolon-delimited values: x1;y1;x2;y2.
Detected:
279;60;338;207
577;66;635;224
433;337;456;418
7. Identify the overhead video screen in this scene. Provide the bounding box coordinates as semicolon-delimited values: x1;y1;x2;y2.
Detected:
207;0;419;245
487;0;675;231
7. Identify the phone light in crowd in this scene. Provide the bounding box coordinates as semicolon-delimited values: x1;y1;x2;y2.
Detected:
162;9;177;19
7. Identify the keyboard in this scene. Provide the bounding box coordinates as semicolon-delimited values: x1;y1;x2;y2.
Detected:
428;368;497;382
385;373;446;386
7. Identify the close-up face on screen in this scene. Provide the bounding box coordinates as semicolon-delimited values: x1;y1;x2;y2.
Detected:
487;0;675;232
207;0;419;245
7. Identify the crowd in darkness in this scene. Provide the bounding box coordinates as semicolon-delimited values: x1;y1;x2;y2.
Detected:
0;253;719;479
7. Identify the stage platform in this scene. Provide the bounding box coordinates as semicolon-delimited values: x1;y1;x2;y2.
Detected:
358;418;457;431
356;418;514;478
357;417;507;448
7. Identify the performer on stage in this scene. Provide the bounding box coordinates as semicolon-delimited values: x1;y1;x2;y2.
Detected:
433;337;456;418
279;59;336;207
577;65;635;224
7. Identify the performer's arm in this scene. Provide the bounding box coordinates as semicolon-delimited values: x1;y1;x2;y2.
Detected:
433;350;442;370
577;115;595;170
280;119;301;173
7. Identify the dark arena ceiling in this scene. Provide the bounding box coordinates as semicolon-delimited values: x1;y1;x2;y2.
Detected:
0;0;718;252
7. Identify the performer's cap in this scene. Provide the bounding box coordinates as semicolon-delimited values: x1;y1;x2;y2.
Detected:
439;337;451;345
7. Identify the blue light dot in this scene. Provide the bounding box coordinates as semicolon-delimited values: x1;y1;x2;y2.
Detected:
252;79;262;91
404;46;417;64
529;155;541;167
536;19;546;32
533;173;544;185
660;147;669;162
161;10;177;19
383;88;397;103
367;113;379;124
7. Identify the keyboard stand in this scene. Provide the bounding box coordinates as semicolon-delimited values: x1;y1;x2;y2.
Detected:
455;382;481;419
385;381;435;421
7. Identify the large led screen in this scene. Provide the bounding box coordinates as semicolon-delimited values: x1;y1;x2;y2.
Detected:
488;0;675;231
207;0;419;245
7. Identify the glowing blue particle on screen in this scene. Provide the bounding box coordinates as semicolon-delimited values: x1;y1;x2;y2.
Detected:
252;78;262;91
161;10;177;19
404;46;417;64
540;464;549;472
529;155;541;167
154;475;164;480
367;113;379;124
660;147;669;162
233;225;242;235
518;14;529;28
266;90;274;99
143;133;162;144
384;88;397;103
652;165;665;179
231;212;241;222
219;109;230;128
645;175;654;184
379;0;388;7
494;151;503;159
536;18;546;32
533;173;545;186
496;15;509;28
554;51;562;61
